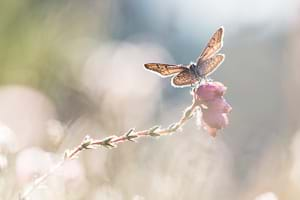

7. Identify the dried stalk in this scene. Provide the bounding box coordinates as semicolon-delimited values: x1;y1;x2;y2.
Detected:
19;101;198;200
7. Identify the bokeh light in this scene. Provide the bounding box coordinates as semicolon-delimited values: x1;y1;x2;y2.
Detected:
0;0;300;199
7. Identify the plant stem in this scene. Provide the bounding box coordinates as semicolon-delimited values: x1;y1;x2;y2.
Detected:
19;101;198;200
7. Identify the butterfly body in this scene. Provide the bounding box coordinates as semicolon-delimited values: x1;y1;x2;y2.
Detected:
189;63;201;78
144;27;225;87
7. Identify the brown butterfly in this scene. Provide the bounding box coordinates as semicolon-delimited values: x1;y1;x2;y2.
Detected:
144;27;225;87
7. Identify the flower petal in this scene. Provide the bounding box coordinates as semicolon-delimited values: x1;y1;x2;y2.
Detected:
194;82;227;103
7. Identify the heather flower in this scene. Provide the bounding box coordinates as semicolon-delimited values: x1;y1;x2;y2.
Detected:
201;111;229;137
193;81;231;137
20;81;232;199
194;82;226;103
203;97;232;113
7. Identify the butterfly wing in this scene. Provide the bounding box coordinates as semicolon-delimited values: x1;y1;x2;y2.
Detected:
144;63;186;77
199;54;225;77
196;27;224;65
171;69;197;87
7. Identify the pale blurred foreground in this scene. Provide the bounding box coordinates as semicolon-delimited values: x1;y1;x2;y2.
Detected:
1;0;300;200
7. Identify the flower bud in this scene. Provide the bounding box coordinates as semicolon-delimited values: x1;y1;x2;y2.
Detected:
194;82;226;103
202;111;229;137
193;81;231;137
205;97;232;113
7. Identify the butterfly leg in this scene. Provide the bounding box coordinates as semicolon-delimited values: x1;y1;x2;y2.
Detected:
198;77;207;85
190;82;197;88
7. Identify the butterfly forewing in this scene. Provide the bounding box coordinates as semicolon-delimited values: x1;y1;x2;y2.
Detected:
199;54;225;77
172;69;197;87
196;27;224;65
144;63;187;77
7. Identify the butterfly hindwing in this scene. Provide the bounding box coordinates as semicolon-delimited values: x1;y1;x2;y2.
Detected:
144;63;187;77
199;54;225;77
172;69;197;87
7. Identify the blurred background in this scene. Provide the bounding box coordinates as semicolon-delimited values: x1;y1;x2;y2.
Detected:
0;0;300;199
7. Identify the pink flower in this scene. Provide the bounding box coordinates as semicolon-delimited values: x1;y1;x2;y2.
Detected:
204;97;232;113
202;111;229;137
193;82;231;137
194;82;226;102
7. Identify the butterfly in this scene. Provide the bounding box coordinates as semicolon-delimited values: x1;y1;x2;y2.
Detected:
144;27;225;87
